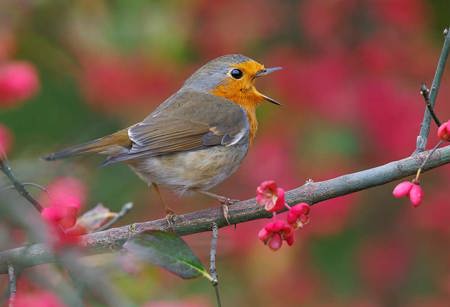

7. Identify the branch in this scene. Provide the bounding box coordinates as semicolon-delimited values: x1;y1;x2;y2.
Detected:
416;27;450;152
1;145;450;273
8;265;16;307
209;223;221;307
0;159;43;212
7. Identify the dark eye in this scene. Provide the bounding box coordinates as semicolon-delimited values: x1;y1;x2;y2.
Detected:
230;69;243;79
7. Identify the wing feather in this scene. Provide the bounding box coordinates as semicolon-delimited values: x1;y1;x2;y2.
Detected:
102;90;249;166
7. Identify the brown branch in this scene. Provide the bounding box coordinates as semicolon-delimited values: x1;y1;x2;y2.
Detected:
1;145;450;273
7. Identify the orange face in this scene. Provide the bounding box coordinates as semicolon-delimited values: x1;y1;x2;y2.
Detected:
211;60;267;108
211;60;280;144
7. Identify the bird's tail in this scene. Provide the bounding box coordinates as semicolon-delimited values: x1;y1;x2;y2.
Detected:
43;130;131;161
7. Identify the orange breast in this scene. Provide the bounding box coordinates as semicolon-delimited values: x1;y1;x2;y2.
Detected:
211;84;261;145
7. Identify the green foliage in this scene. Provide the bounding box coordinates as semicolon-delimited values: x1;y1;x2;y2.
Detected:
124;231;212;281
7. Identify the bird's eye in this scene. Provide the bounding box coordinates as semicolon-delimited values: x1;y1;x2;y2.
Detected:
230;68;243;79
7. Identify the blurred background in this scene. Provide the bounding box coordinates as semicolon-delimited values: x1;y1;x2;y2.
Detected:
1;0;450;306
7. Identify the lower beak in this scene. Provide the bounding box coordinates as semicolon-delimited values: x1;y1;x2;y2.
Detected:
255;67;282;105
261;93;281;105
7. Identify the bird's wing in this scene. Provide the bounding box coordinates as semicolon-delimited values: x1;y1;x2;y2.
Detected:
102;90;248;166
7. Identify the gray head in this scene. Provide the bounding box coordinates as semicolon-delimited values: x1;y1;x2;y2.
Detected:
181;54;282;105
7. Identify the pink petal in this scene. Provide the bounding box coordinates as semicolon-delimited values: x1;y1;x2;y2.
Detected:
265;188;285;212
409;183;423;207
437;120;450;141
258;227;270;242
268;233;282;251
392;181;413;198
284;232;295;246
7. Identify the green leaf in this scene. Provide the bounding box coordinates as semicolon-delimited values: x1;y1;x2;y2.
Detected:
124;231;212;281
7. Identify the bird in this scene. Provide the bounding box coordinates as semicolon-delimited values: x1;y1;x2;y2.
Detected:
44;54;281;221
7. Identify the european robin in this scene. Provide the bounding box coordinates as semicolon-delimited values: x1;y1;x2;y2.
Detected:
44;54;281;220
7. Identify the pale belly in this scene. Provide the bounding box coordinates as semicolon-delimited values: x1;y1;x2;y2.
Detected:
129;143;249;194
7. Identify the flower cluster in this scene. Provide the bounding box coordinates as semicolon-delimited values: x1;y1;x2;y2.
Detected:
256;180;311;251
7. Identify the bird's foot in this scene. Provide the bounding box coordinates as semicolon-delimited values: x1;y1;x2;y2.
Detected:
218;197;239;226
196;190;239;226
165;208;177;230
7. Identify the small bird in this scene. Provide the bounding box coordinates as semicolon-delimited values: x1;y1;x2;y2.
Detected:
44;54;281;219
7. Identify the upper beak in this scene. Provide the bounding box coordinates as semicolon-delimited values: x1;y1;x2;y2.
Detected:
255;66;282;105
255;66;283;77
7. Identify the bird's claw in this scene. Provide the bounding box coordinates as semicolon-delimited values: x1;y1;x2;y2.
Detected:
165;209;177;230
219;198;239;226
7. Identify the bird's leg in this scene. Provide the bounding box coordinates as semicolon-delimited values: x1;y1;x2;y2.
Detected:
197;190;239;225
152;183;176;227
197;190;239;204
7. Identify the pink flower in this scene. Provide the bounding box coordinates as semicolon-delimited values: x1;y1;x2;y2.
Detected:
0;123;13;156
40;177;86;211
256;180;286;212
409;183;423;207
41;206;79;229
287;203;311;228
392;181;423;207
392;181;413;198
39;177;87;245
258;220;295;251
0;61;39;108
437;120;450;142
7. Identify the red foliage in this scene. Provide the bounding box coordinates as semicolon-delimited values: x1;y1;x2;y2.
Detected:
79;56;176;113
15;290;66;307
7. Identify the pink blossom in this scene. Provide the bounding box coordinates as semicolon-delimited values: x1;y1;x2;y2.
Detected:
39;177;87;246
437;120;450;141
41;206;79;229
258;220;294;251
0;61;39;107
0;123;13;155
392;181;423;207
256;180;286;212
286;203;311;228
40;177;86;211
409;183;423;207
392;181;413;198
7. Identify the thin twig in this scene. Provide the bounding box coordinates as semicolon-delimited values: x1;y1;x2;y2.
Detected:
0;160;43;212
96;203;134;232
420;83;442;127
416;27;450;152
1;182;48;195
8;265;16;307
414;140;444;182
209;223;221;307
1;145;449;273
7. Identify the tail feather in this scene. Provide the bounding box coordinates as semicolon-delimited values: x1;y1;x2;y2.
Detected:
43;130;131;161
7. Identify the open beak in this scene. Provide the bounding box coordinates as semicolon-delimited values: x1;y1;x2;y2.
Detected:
255;66;282;105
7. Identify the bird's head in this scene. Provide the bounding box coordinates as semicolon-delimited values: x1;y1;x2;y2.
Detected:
182;54;281;108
